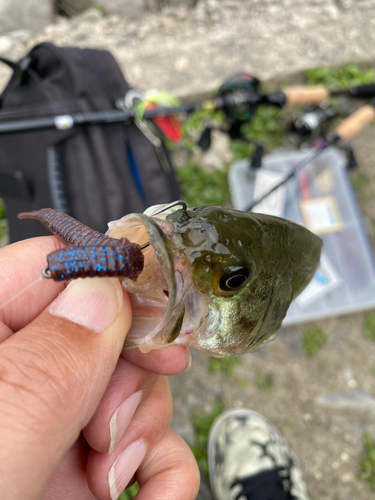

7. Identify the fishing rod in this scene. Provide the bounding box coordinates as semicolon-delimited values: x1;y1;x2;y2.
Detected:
288;84;375;144
246;104;375;212
282;83;375;105
1;79;375;136
0;86;314;135
0;92;266;135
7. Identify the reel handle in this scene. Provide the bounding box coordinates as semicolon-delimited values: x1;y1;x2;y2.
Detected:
283;85;330;105
335;105;375;140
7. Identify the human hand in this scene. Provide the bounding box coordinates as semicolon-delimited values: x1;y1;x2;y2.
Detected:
0;236;199;500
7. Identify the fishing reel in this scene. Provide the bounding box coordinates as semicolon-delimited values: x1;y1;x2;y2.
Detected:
289;104;337;145
289;103;359;169
198;72;260;150
217;72;260;139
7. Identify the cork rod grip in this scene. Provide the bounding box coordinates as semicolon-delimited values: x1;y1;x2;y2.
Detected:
284;85;330;106
335;105;375;141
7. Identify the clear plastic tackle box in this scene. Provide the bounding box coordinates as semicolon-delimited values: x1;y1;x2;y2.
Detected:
228;147;375;325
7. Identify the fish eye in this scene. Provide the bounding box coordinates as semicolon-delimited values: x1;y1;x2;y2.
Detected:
219;266;251;291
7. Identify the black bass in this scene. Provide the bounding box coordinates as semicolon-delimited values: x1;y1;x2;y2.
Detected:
19;203;322;357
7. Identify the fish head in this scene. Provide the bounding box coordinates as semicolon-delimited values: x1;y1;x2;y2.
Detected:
106;204;322;357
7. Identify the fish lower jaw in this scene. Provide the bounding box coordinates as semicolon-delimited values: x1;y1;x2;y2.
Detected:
123;285;209;352
124;290;170;348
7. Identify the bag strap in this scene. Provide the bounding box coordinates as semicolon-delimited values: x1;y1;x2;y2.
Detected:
0;55;41;107
0;55;34;73
0;56;22;72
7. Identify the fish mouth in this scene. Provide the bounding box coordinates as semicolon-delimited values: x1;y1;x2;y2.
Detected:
106;206;188;353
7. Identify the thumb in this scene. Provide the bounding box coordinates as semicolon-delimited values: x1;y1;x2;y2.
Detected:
0;277;132;500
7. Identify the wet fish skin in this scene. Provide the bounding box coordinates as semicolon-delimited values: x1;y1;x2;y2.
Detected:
164;206;322;356
18;205;322;357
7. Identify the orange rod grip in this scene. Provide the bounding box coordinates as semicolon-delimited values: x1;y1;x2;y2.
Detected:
284;85;330;106
335;105;375;141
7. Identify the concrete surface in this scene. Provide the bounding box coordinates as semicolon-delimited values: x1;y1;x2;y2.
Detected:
1;1;375;96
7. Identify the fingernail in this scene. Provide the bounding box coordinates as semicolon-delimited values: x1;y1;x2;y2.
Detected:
108;440;147;500
49;278;123;332
108;391;143;454
184;348;192;372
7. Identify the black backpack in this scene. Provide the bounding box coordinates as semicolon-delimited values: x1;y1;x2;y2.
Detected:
0;42;180;242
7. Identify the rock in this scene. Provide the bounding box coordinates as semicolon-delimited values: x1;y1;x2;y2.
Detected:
343;368;354;382
340;472;354;483
315;389;375;413
186;393;198;408
0;36;13;54
7;30;32;43
0;0;53;37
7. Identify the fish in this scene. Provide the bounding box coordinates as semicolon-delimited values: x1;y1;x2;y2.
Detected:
18;203;322;358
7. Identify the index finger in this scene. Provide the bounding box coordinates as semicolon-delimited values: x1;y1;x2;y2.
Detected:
0;236;65;332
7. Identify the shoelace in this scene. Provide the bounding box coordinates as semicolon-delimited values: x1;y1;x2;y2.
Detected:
229;439;299;500
230;465;298;500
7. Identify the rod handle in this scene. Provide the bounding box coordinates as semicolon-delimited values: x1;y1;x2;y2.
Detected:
284;85;329;105
349;84;375;99
335;105;375;140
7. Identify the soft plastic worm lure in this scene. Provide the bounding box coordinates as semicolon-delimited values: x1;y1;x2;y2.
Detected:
18;208;144;282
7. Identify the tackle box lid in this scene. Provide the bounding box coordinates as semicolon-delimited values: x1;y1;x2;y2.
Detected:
228;146;375;325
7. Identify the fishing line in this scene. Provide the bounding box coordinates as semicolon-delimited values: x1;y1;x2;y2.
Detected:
0;272;44;312
246;144;334;211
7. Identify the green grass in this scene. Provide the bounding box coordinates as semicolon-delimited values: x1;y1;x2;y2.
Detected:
351;173;370;193
302;326;328;356
360;434;375;490
240;105;285;149
230;140;255;162
175;162;231;207
183;109;226;136
0;198;7;240
281;418;293;429
208;356;240;375
0;197;4;218
364;313;375;341
91;4;106;15
175;105;285;206
190;400;225;477
255;370;274;392
305;63;374;88
119;482;140;499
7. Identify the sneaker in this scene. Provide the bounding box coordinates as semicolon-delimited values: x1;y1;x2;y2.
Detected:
208;409;310;500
